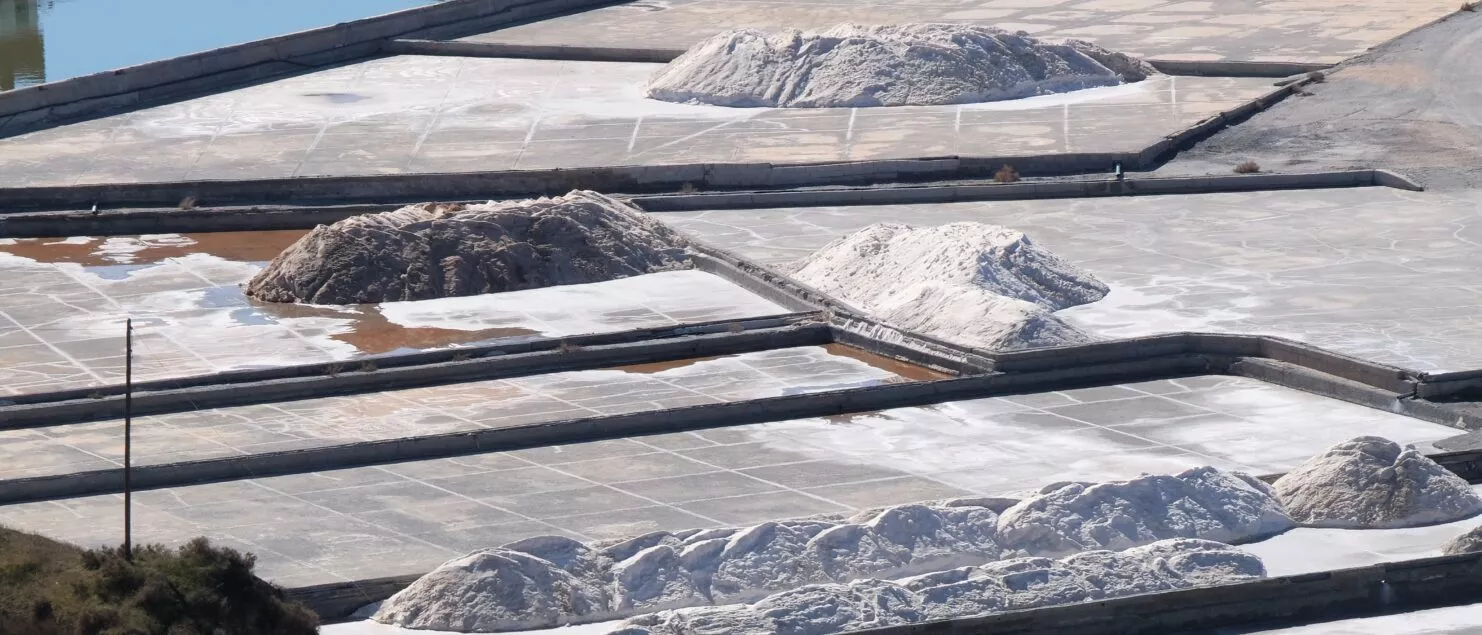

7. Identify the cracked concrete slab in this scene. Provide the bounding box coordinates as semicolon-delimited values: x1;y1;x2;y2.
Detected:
0;56;1273;186
0;374;1451;586
658;186;1482;371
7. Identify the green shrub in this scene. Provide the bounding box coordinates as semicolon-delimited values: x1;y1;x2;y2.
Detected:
0;528;317;635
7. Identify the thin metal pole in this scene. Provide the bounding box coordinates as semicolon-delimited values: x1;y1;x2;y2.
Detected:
124;318;133;561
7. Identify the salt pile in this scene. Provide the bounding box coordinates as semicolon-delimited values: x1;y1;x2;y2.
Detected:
609;539;1264;635
376;467;1290;632
1272;436;1482;529
374;502;1004;631
996;467;1295;556
788;222;1108;350
1442;525;1482;555
245;191;690;304
646;23;1156;108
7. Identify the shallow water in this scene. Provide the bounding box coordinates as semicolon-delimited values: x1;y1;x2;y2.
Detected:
0;0;442;90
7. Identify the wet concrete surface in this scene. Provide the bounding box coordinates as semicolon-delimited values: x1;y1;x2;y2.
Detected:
458;0;1458;64
658;186;1482;371
0;374;1453;586
0;232;787;395
0;56;1274;186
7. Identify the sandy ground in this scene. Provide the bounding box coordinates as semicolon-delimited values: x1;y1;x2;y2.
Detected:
1162;10;1482;190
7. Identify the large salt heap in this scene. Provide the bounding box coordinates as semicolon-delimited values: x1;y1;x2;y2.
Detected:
609;539;1264;635
646;23;1156;108
1272;436;1482;529
245;191;690;304
995;467;1295;556
375;501;1004;632
789;222;1108;350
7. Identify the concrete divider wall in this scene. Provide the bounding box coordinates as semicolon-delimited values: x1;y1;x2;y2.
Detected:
384;39;687;62
0;321;831;430
0;203;407;238
1145;59;1333;77
632;170;1394;213
0;353;1216;504
688;253;820;313
0;0;619;133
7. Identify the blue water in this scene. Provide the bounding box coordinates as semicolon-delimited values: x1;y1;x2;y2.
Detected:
0;0;442;90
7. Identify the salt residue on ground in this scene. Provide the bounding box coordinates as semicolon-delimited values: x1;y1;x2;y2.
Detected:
996;467;1295;556
1273;436;1482;529
646;23;1155;108
247;191;691;304
374;502;1004;632
788;222;1108;350
610;539;1262;635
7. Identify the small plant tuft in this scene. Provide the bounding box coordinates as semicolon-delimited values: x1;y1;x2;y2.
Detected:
557;340;581;354
993;164;1020;183
178;196;197;211
679;181;698;193
451;351;472;362
1306;71;1326;83
726;322;745;333
323;362;345;376
357;361;378;372
1234;161;1261;174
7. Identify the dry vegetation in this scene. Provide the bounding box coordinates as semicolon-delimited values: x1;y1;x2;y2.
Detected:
993;164;1020;183
1234;161;1261;174
0;526;317;635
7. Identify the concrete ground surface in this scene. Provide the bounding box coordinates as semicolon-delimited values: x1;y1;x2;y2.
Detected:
0;375;1456;586
0;232;786;395
1238;488;1482;577
0;55;1272;186
0;345;916;479
1163;10;1482;190
659;186;1482;371
460;0;1457;64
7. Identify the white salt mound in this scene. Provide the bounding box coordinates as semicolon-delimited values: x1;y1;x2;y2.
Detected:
246;191;690;304
646;23;1155;108
996;466;1295;556
1272;436;1482;529
1442;525;1482;555
610;539;1263;635
374;501;1004;632
789;222;1108;350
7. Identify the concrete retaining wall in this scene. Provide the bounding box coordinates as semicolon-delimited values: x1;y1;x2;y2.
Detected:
632;170;1401;212
1145;59;1332;77
0;157;1128;213
0;170;1419;235
385;39;686;62
0;0;619;135
0;318;828;429
0;353;1214;504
